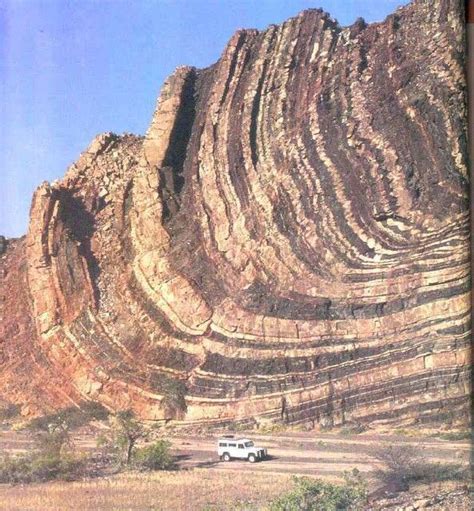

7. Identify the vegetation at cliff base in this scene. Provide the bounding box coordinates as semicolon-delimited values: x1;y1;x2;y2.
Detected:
269;470;368;511
371;444;470;491
0;406;173;484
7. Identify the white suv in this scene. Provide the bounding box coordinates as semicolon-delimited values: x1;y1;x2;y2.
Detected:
217;436;268;462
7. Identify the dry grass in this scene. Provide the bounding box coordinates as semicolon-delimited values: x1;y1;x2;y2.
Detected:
0;468;293;511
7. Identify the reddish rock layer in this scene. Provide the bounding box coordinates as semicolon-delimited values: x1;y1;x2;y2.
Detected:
0;0;470;427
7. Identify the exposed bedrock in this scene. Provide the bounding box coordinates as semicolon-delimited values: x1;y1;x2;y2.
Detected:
1;0;470;427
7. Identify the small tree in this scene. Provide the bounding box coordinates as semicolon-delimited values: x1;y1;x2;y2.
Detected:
35;420;73;458
98;409;146;466
0;411;86;484
27;410;75;459
27;402;109;433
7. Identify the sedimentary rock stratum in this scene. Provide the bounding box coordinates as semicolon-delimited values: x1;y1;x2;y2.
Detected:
0;0;470;428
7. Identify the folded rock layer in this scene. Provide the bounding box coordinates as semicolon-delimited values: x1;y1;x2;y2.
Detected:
0;0;470;427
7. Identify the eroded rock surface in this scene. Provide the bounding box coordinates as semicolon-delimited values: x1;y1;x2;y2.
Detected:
0;0;470;427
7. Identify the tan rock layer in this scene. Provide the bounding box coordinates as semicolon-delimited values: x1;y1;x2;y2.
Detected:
0;0;470;427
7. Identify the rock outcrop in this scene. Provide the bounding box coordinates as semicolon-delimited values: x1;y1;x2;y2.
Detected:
0;0;470;427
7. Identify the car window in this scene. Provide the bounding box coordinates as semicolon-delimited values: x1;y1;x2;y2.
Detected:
229;443;236;447
238;444;244;448
219;442;227;447
244;441;254;447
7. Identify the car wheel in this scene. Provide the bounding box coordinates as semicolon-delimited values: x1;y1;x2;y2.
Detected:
223;453;231;462
248;454;256;463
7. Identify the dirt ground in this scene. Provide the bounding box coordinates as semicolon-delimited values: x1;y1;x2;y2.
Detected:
0;427;471;510
165;431;470;479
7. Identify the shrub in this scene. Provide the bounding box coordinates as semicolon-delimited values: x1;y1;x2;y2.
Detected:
257;423;286;434
371;444;469;491
29;452;86;482
0;454;31;484
0;403;21;423
371;444;423;491
417;463;470;483
270;470;367;511
133;440;174;471
339;423;367;435
0;452;86;484
437;431;472;441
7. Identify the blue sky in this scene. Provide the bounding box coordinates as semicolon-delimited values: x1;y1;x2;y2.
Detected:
1;0;408;238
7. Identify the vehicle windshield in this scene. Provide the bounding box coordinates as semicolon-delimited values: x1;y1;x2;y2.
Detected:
244;441;254;447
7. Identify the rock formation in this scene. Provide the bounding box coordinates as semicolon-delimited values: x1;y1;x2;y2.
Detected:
0;0;470;428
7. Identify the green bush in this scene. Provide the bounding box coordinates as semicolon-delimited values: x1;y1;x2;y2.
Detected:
0;452;86;484
437;431;472;441
339;423;367;435
29;452;86;482
418;462;470;483
270;470;367;511
0;454;32;484
133;440;174;471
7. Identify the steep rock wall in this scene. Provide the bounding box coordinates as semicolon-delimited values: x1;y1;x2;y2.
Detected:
0;0;470;427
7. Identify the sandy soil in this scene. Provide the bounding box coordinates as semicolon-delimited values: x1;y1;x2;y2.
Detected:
0;427;470;510
164;431;470;479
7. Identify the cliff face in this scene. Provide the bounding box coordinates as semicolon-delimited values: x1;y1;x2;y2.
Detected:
0;0;470;427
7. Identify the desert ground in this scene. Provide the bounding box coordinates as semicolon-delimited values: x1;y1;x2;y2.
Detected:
0;427;470;510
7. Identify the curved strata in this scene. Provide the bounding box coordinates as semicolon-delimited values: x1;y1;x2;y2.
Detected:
0;0;470;427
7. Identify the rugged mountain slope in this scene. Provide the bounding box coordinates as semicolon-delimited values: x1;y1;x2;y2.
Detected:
0;0;470;427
